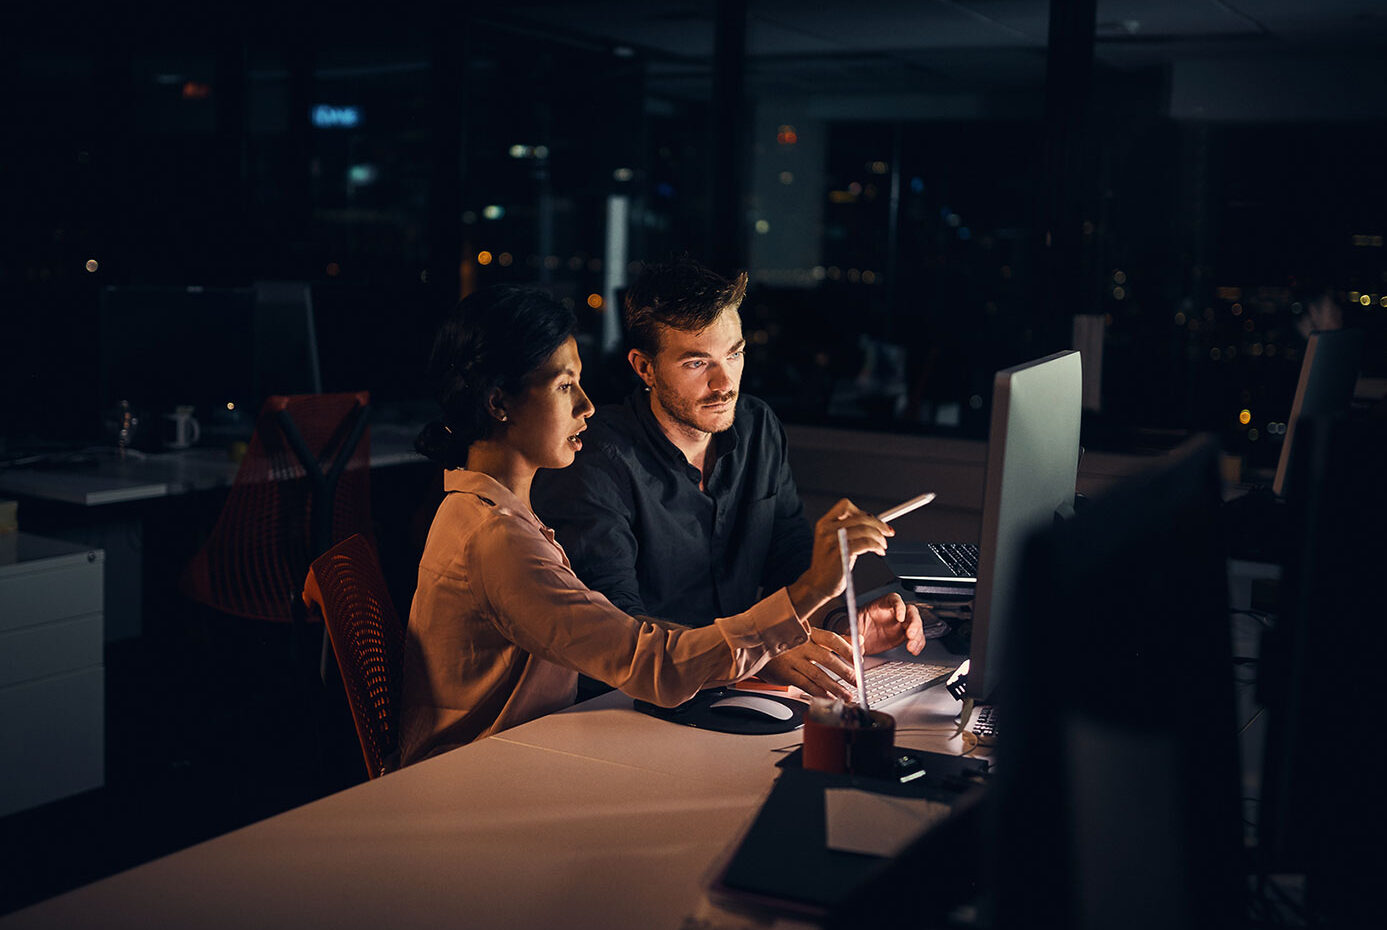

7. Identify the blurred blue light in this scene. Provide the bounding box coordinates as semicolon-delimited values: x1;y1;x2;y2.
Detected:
313;105;361;128
910;177;924;193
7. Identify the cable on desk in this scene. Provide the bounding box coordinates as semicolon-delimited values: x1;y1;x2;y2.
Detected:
1237;706;1265;736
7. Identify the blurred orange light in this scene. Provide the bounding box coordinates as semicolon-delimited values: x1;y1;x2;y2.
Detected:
1361;294;1372;306
776;124;798;145
586;293;603;310
325;262;341;277
1239;409;1252;425
182;81;211;99
84;259;99;272
477;251;493;265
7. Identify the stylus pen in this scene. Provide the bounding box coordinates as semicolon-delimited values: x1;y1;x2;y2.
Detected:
877;491;936;523
836;527;869;710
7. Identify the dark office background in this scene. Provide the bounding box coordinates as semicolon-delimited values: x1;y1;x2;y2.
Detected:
3;0;1387;917
3;0;1385;467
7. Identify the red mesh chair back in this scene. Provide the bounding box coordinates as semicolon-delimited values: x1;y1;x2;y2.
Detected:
302;534;403;778
184;392;373;622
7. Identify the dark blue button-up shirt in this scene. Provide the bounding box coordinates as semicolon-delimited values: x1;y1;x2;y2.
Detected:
533;388;813;627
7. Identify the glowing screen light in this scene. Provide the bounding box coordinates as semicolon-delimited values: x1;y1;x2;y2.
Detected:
348;164;378;185
312;105;362;129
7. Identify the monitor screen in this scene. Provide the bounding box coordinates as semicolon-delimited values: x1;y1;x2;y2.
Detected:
965;349;1083;703
1258;413;1387;924
1271;328;1364;496
834;437;1240;929
252;281;323;401
98;285;257;425
993;434;1243;930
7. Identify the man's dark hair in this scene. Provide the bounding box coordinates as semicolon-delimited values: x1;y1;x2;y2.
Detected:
624;254;748;356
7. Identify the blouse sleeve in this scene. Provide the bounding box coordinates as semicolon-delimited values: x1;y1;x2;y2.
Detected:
470;513;809;707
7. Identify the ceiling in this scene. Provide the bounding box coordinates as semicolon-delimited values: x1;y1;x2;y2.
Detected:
491;1;1387;101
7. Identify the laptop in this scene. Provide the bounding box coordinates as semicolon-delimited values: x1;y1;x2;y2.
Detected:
884;541;979;596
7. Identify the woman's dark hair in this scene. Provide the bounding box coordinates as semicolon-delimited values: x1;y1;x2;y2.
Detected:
415;286;577;468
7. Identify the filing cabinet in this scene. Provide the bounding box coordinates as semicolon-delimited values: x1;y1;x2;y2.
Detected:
0;533;105;817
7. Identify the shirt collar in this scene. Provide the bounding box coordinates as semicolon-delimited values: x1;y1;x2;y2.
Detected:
442;468;548;532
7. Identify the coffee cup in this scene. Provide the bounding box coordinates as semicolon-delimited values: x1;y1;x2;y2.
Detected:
802;700;896;778
163;406;201;449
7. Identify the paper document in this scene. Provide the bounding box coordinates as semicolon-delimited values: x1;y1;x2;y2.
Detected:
824;788;953;857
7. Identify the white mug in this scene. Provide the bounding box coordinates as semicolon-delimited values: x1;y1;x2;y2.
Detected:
163;406;201;449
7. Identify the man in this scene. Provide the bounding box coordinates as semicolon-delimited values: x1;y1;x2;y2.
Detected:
533;255;926;698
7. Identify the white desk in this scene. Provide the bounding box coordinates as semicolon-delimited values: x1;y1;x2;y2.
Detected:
0;424;426;507
0;425;427;639
0;644;975;930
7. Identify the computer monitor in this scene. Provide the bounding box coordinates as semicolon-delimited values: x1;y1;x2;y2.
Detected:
991;434;1243;929
833;436;1241;929
252;281;323;400
964;349;1084;704
98;285;257;424
1257;413;1387;925
1271;328;1363;497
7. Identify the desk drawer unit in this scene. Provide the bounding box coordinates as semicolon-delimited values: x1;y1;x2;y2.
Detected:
0;533;105;817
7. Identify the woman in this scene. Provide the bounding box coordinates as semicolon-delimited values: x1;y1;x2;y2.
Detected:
399;286;896;764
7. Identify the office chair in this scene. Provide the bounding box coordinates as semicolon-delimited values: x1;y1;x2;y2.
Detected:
302;533;403;779
182;391;374;626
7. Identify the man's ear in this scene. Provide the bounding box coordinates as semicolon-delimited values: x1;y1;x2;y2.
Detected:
628;348;656;388
486;388;509;423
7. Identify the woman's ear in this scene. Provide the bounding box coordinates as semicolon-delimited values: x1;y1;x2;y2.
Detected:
486;389;508;423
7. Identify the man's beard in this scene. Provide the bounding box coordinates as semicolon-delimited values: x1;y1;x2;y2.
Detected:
654;377;738;436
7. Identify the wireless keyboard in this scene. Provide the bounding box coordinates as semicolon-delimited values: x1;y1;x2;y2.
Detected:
862;660;958;707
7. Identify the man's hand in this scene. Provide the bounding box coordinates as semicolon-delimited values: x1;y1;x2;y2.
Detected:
857;592;929;656
755;629;857;700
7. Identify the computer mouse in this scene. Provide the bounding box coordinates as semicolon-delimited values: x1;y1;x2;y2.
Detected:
708;694;794;722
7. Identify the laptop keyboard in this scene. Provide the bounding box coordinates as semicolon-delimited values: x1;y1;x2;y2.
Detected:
929;542;980;577
863;661;958;707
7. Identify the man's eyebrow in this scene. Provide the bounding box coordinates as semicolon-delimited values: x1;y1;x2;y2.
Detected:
674;340;745;361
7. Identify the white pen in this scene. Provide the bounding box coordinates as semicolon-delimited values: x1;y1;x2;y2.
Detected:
877;491;936;523
836;527;869;709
